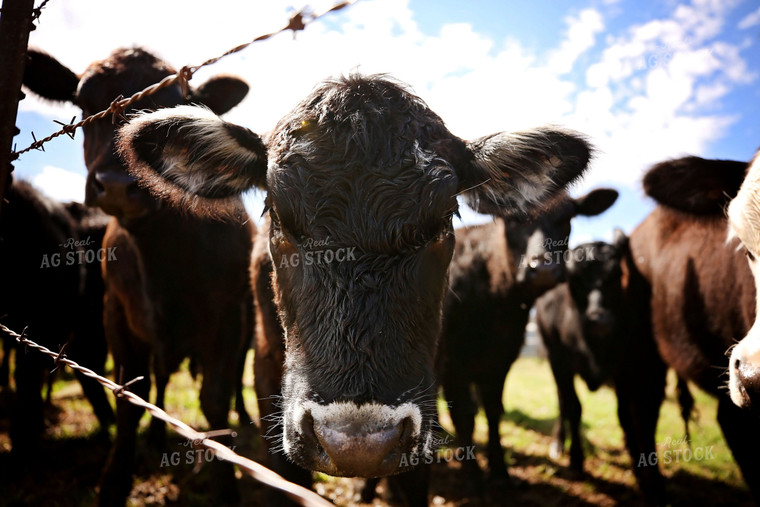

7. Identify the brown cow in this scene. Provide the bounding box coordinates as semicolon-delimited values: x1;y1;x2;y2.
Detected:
117;74;592;505
727;151;760;410
23;47;254;506
618;156;759;504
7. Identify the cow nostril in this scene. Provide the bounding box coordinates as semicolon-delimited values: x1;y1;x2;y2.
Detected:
300;411;320;451
399;416;414;447
126;181;142;198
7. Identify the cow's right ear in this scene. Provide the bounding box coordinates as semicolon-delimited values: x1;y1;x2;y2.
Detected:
574;187;618;217
457;127;592;218
117;105;268;219
23;48;79;103
191;75;249;115
643;156;748;215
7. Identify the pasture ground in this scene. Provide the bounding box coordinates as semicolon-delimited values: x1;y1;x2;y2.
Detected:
0;351;752;506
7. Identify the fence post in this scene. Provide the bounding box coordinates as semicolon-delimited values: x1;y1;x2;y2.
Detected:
0;0;35;219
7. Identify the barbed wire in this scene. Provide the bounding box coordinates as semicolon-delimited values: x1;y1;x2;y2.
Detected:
0;321;333;507
32;0;53;23
10;0;359;160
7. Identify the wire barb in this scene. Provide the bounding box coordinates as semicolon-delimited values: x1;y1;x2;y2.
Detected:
112;375;145;397
52;116;77;140
32;0;52;24
109;95;127;125
50;341;70;373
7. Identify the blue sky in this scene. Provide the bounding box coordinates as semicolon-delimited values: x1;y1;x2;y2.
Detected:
11;0;760;245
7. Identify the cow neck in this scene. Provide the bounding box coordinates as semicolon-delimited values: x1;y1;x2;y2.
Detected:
115;206;186;234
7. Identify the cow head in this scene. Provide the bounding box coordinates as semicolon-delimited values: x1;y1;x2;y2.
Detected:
728;152;760;411
507;188;618;299
565;230;628;390
22;47;249;220
116;74;591;477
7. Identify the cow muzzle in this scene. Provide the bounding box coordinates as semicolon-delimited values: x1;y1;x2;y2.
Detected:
86;166;159;218
729;349;760;411
286;401;423;477
523;263;564;295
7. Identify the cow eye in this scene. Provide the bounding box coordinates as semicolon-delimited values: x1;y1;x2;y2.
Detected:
746;248;756;262
262;204;282;230
269;209;281;230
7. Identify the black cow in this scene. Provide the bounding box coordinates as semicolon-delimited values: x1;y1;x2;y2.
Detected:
438;188;618;487
535;232;628;471
0;180;114;458
117;74;592;505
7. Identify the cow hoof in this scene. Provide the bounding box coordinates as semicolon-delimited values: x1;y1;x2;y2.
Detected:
569;455;585;473
549;440;564;460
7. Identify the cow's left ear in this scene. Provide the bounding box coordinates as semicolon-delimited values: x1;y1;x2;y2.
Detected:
574;188;618;217
23;48;79;103
643;156;747;215
190;75;249;115
457;127;592;218
117;105;267;219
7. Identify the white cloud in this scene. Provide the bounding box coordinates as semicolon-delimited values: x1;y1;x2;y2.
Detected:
548;9;605;74
30;166;86;203
568;0;756;191
739;6;760;29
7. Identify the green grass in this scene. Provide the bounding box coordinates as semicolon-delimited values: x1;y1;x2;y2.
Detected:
437;357;746;497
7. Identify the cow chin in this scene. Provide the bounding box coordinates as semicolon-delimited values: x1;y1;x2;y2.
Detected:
282;399;431;478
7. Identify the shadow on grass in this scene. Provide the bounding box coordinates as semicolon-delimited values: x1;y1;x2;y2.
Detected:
0;419;269;507
503;407;558;437
428;445;754;507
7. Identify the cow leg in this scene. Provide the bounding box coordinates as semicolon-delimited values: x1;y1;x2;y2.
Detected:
479;377;510;484
479;321;525;486
235;293;254;425
360;478;381;503
234;345;251;425
444;370;481;487
716;397;760;502
100;366;151;507
10;338;47;461
69;323;115;429
564;384;583;472
98;296;152;507
197;307;247;505
148;373;169;448
198;381;239;505
547;347;583;471
614;351;666;505
387;465;430;507
0;337;11;387
75;369;116;430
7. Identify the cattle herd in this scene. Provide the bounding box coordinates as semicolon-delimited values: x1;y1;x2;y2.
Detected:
0;46;758;506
